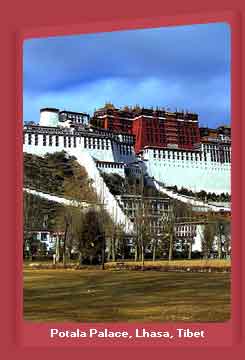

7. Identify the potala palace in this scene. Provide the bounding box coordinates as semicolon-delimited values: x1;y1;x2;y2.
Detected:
23;105;231;255
24;105;231;194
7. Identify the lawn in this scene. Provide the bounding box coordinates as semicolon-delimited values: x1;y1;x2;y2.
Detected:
23;269;230;322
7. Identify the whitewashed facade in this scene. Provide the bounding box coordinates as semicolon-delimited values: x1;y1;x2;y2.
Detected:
142;143;231;194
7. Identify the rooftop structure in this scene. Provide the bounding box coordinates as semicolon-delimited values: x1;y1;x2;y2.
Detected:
39;107;90;128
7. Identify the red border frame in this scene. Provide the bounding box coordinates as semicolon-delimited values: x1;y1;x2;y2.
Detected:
1;1;244;358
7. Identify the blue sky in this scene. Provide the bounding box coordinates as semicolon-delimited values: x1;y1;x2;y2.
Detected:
23;22;230;127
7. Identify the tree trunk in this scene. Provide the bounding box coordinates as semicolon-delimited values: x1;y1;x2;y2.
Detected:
218;233;222;259
78;251;83;265
112;235;116;262
152;238;157;262
188;240;192;260
67;245;71;262
121;237;125;260
101;234;105;270
168;233;173;261
63;221;69;267
203;246;208;260
107;240;112;261
141;244;144;270
134;243;138;261
55;235;60;263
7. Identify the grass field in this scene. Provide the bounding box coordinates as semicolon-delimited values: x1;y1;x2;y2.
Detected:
24;269;230;322
105;259;231;270
24;259;231;267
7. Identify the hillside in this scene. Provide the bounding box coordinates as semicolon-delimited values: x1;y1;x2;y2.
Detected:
100;171;168;198
24;151;97;203
23;151;121;261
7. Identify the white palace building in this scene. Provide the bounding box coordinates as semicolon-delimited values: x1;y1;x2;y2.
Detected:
23;107;231;195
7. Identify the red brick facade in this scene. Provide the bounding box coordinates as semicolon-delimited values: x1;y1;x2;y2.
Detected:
93;106;200;154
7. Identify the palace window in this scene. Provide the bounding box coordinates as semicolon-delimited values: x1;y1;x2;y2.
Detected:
49;135;52;146
43;134;46;146
55;135;59;146
68;137;71;147
28;133;32;145
213;151;216;162
74;136;76;147
64;136;67;147
35;134;38;145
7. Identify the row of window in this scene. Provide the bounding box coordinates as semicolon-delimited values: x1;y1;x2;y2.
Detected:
118;134;134;143
84;137;110;150
123;202;169;211
24;133;77;148
203;144;231;151
175;232;196;237
152;150;207;162
127;210;168;222
115;144;133;156
97;162;124;169
24;134;135;156
145;136;197;144
210;149;231;163
127;167;142;175
60;113;88;124
151;163;229;170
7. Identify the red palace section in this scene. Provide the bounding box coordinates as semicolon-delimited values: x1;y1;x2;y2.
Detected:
92;105;200;154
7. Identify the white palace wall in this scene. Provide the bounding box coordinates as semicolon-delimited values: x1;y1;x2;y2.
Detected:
23;129;231;195
23;132;135;165
143;147;231;194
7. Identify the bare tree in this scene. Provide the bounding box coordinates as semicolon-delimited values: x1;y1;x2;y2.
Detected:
76;209;104;265
23;192;53;259
133;197;152;268
201;217;216;259
215;218;231;259
223;222;231;259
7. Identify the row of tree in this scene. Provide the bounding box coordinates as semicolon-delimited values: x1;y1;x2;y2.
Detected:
166;185;230;203
128;196;231;267
24;189;231;265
